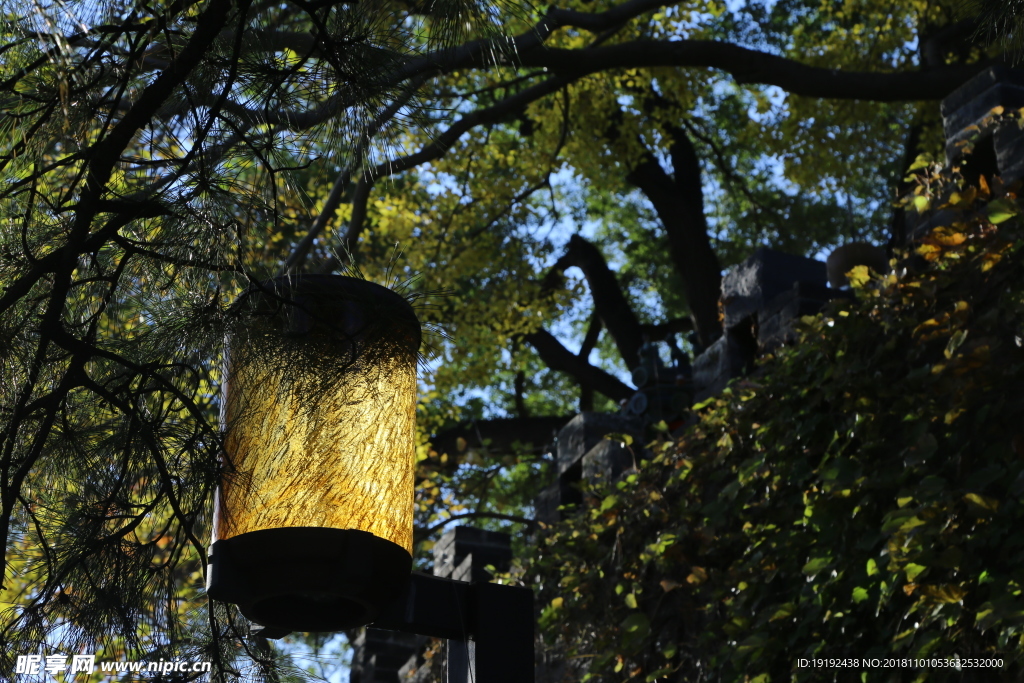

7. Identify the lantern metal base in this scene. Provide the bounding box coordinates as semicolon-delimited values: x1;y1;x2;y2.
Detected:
206;527;412;632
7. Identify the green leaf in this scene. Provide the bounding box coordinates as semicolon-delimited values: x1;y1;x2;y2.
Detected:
621;612;651;637
905;563;926;582
908;153;935;171
986;197;1018;224
802;556;832;576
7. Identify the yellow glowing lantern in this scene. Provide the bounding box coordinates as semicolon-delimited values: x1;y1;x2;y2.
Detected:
206;275;420;632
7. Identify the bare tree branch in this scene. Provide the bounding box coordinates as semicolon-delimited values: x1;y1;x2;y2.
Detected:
524;328;634;401
415;512;539;542
516;42;990;101
431;415;572;459
547;234;645;369
579;312;602;360
640;317;693;340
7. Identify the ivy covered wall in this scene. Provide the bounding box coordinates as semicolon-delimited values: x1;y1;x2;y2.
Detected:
525;143;1024;682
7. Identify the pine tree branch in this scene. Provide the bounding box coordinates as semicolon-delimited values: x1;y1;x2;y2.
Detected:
284;74;430;275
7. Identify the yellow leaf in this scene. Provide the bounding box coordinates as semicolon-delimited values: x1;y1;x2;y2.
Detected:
981;253;1003;271
846;265;872;288
916;243;942;261
686;567;708;585
979;174;991;196
933;230;967;246
905;563;926;581
963;492;999;514
918;584;968;603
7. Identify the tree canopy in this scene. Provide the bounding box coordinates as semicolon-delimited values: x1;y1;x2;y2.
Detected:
0;0;1007;676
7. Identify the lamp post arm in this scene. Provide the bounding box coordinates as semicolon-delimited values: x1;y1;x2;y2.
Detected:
371;572;535;683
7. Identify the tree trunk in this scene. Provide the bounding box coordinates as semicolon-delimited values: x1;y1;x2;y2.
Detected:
627;126;723;348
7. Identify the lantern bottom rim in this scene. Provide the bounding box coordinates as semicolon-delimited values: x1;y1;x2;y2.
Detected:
207;527;412;632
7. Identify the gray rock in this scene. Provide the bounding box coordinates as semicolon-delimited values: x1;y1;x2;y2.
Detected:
692;328;756;402
757;282;838;351
556;412;642;475
432;527;512;582
720;248;826;330
582;439;635;485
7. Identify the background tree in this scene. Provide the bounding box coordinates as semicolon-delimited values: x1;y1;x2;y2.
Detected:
0;0;1004;676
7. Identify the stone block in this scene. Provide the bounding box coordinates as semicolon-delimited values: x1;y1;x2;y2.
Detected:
757;281;838;351
908;207;958;242
534;481;561;525
941;65;1024;140
692;327;756;402
995;123;1024;183
556;412;642;475
720;248;827;330
352;629;426;683
536;444;592;523
941;66;1024;184
432;527;512;580
399;651;440;683
582;439;635;484
622;384;691;421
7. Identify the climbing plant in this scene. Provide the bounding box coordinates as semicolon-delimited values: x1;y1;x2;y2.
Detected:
526;118;1024;681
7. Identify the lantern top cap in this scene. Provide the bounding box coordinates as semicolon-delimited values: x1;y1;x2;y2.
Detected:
234;274;421;351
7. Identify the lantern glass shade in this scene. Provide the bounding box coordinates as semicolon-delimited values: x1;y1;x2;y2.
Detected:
206;275;420;632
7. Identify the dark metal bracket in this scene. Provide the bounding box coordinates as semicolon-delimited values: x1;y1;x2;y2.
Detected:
371;572;535;683
251;572;534;683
